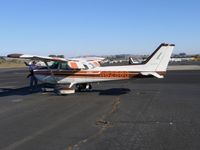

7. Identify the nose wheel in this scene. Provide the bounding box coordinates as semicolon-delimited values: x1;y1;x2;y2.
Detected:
76;83;92;92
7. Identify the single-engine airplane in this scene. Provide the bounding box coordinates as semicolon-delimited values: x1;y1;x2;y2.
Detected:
7;43;175;94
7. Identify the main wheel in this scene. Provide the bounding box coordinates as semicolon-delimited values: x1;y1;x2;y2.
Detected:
85;83;92;90
76;83;92;91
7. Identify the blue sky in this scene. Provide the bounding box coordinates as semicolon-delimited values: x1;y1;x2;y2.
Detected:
0;0;200;56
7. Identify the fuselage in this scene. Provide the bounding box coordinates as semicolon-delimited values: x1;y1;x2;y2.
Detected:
34;65;165;85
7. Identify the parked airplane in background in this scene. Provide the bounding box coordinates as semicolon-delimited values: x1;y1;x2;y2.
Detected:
7;43;175;94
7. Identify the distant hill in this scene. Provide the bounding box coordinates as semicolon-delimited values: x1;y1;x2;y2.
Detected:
0;57;25;68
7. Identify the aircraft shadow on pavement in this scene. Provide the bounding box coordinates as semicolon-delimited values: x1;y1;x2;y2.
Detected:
0;85;131;97
0;85;43;97
90;88;131;96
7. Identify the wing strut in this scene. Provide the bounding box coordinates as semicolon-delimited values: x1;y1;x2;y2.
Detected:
44;61;58;83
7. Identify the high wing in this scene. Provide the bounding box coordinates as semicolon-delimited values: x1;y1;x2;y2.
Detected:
68;56;105;69
68;57;105;62
7;53;68;62
7;54;103;69
7;54;105;63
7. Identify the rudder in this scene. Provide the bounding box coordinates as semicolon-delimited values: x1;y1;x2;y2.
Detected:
144;43;175;72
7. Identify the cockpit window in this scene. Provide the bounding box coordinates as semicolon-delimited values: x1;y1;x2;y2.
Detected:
50;62;59;69
60;62;71;70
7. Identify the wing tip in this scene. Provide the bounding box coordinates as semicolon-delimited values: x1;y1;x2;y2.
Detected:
7;53;23;58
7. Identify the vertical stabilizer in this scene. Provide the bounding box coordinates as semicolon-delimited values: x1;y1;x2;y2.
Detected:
144;43;175;71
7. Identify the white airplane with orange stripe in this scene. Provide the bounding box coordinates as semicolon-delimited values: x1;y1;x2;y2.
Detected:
7;43;175;94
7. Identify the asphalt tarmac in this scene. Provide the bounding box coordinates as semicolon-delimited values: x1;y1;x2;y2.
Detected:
0;68;200;150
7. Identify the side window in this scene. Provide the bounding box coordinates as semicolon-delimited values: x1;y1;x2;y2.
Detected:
83;64;89;70
60;62;71;70
89;63;95;68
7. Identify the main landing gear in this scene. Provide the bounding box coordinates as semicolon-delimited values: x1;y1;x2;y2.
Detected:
41;83;92;95
76;83;92;92
42;84;75;95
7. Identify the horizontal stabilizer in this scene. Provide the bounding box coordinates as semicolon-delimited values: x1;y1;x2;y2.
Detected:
141;72;164;78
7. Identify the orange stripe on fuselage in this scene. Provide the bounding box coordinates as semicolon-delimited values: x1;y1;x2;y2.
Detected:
34;70;166;79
